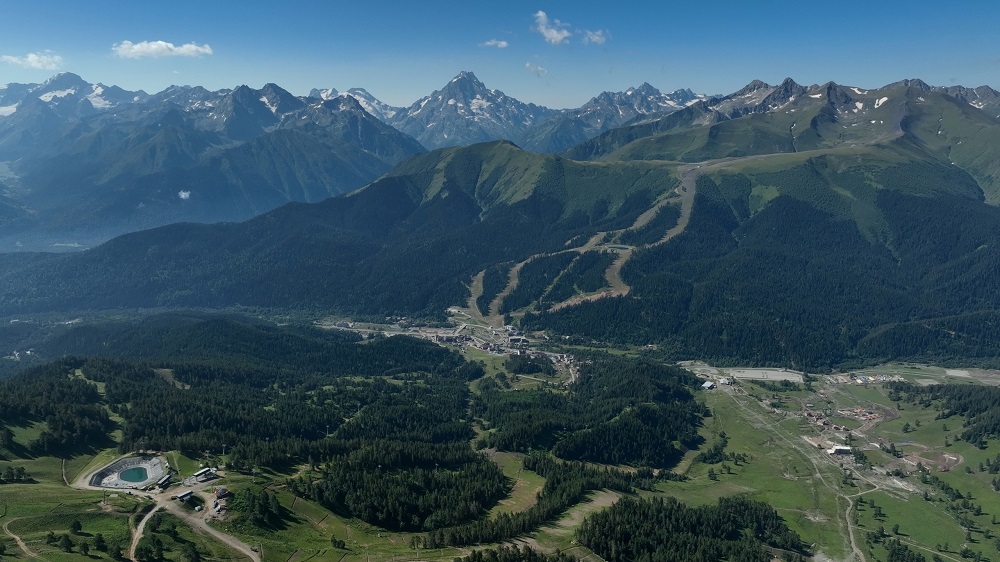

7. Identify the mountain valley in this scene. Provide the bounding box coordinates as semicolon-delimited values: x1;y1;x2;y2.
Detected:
5;67;1000;562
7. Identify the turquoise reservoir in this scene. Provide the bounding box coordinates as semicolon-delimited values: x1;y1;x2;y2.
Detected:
119;466;148;482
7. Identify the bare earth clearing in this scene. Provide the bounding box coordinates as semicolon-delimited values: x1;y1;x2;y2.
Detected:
72;458;259;562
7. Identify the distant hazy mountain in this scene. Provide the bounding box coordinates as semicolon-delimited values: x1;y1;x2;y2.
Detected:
3;70;999;257
520;83;707;153
311;73;706;153
0;75;424;250
309;87;402;122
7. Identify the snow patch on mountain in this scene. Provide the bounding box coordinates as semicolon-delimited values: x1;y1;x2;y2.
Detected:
86;85;113;109
39;88;76;101
260;95;279;114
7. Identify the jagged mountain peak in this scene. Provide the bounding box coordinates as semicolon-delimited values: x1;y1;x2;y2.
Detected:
733;79;772;96
625;82;659;96
259;83;304;114
669;88;698;100
451;70;482;83
339;88;400;121
438;71;493;101
887;78;932;91
320;95;365;113
259;82;289;95
763;78;807;104
777;77;801;89
390;72;555;149
308;87;339;100
229;84;256;98
39;72;89;90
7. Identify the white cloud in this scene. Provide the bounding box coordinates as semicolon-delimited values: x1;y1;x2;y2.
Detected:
178;190;191;200
113;40;213;59
583;30;608;45
1;52;63;70
480;39;509;49
525;62;547;77
532;11;571;45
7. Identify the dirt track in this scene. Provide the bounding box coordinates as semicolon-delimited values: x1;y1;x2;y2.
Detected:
3;517;40;559
129;504;162;560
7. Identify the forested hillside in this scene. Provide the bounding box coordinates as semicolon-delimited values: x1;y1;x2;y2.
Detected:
0;142;673;319
4;81;1000;368
0;315;710;542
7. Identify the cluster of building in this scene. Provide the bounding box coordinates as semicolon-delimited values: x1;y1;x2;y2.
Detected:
802;410;851;431
830;373;905;384
700;378;731;390
433;334;471;344
836;407;881;422
471;340;505;354
850;373;904;383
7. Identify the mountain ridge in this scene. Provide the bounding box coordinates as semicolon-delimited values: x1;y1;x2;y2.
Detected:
5;73;1000;366
2;71;999;253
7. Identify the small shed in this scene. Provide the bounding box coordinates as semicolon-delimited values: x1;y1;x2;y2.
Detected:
701;381;716;390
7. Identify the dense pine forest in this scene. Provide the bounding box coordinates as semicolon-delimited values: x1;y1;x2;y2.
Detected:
577;496;807;562
425;453;658;548
474;355;705;467
0;315;715;543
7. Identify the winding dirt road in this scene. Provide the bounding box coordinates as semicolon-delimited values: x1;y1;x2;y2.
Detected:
3;517;41;559
128;504;162;560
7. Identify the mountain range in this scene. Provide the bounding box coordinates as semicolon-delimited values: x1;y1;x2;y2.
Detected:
0;73;426;250
3;72;999;252
4;72;1000;367
5;71;1000;367
0;71;712;250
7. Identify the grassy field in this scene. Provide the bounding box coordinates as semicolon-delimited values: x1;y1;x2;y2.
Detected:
138;511;248;561
164;450;203;478
530;490;621;556
486;452;545;517
691;369;1000;562
656;387;851;560
0;421;252;562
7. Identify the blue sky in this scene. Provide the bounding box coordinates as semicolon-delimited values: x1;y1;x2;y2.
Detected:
3;1;999;109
